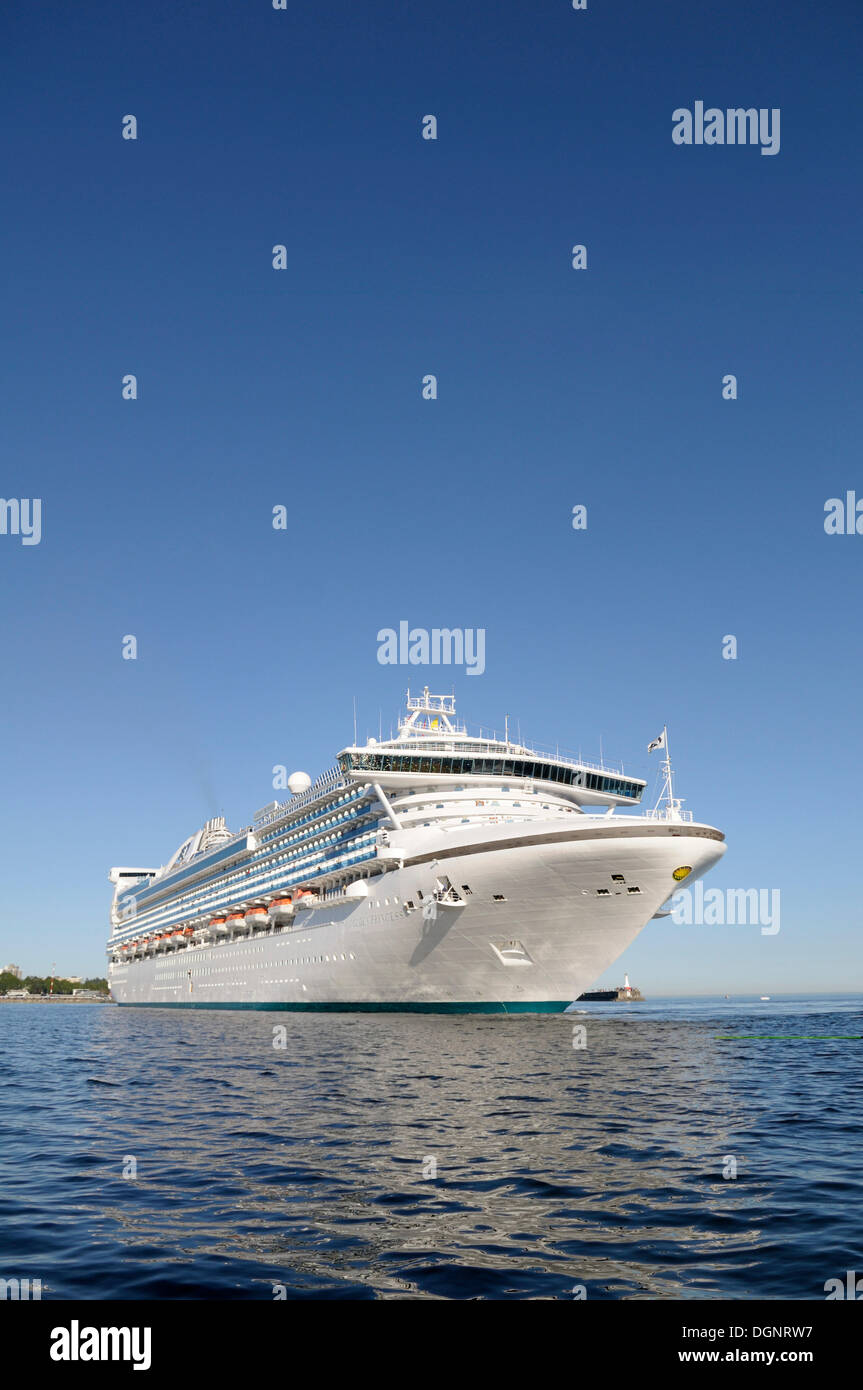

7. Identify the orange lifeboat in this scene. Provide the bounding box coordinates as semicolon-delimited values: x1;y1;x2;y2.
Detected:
226;910;247;933
244;903;269;930
182;926;194;937
268;896;294;924
209;914;229;935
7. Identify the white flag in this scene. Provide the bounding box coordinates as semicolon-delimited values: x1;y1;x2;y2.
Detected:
647;731;666;753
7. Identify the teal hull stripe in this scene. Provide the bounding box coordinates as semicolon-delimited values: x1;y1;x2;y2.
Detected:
115;1000;570;1014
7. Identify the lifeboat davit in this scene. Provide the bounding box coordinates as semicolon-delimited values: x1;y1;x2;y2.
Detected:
245;903;269;930
268;896;294;924
226;910;247;934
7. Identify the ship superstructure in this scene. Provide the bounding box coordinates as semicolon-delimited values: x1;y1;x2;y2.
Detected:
107;690;726;1011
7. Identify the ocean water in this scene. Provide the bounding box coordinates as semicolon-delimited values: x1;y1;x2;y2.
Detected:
1;996;860;1300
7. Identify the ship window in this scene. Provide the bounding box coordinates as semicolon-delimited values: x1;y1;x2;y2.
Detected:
627;886;641;894
461;885;472;895
596;888;611;896
611;874;625;883
493;894;506;902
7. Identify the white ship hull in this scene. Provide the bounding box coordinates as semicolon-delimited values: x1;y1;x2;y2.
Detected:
109;820;725;1012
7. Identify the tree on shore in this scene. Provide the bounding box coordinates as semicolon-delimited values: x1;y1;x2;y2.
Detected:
1;973;109;995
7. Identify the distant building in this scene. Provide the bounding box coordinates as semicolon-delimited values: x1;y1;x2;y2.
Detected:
3;964;22;979
63;976;83;984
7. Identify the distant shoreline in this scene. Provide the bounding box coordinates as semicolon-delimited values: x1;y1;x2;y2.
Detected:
0;996;113;1004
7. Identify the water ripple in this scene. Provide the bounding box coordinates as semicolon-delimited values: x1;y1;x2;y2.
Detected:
0;996;860;1299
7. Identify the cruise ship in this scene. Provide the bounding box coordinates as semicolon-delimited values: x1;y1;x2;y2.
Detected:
107;690;726;1012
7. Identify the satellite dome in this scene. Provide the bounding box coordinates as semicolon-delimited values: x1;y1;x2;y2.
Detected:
287;771;312;795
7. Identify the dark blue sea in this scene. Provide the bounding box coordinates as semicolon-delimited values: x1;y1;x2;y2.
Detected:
2;996;861;1300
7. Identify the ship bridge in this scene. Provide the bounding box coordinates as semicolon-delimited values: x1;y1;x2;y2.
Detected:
338;688;646;810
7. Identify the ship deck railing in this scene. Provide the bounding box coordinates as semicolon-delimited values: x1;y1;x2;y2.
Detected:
377;737;629;775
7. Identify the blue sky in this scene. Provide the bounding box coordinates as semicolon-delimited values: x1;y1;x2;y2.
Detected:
1;0;860;989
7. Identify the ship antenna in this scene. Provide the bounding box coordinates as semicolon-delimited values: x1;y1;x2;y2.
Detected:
353;696;357;746
662;725;674;812
652;725;682;820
